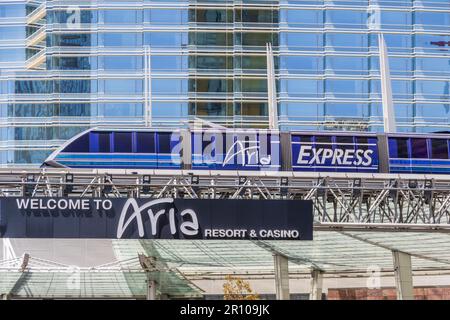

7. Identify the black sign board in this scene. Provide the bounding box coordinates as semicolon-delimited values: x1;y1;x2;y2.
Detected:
0;198;313;240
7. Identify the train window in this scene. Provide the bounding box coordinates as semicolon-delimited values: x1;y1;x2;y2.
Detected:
114;132;132;153
411;138;428;159
96;133;111;153
395;138;409;158
431;139;449;159
298;136;312;143
315;136;332;144
158;132;173;154
356;137;368;151
65;134;89;152
335;136;354;150
136;132;155;153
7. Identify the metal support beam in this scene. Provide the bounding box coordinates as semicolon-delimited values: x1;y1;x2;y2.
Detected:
146;279;157;300
266;42;278;130
309;269;324;300
392;250;414;300
273;254;290;300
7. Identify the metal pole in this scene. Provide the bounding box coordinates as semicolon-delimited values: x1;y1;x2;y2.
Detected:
392;250;414;300
273;254;290;300
146;279;157;300
309;269;324;300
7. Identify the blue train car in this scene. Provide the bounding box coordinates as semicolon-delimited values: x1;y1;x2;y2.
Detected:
43;128;450;175
191;130;281;171
291;132;379;173
388;133;450;174
45;129;182;169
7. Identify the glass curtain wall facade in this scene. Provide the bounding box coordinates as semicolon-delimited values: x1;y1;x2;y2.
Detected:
0;0;449;166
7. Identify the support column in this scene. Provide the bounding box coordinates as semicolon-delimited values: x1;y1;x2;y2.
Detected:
146;279;157;300
309;269;324;300
273;254;290;300
392;250;414;300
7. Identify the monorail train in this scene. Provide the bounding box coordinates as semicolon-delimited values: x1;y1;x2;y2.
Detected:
43;128;450;174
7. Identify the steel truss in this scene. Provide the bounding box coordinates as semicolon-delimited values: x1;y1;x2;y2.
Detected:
2;168;450;232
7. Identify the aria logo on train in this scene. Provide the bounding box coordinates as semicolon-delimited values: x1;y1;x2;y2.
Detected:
296;146;374;166
223;140;271;166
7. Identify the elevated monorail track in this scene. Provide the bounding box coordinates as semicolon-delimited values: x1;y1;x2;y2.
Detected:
1;168;449;232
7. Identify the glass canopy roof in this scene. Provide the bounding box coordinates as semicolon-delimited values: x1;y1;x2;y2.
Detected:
1;231;450;299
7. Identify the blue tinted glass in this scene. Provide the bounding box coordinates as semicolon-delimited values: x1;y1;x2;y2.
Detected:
145;9;187;24
158;132;172;153
280;56;323;73
326;79;368;97
281;33;323;50
280;79;323;97
114;132;132;153
151;56;187;70
104;79;143;94
381;11;412;30
326;33;368;51
326;10;366;28
326;56;368;75
416;11;450;28
136;132;156;153
281;9;322;27
0;4;25;17
153;102;187;117
103;10;141;24
152;79;187;94
65;134;89;152
0;27;25;39
144;32;187;47
103;33;142;46
100;103;143;117
103;56;142;69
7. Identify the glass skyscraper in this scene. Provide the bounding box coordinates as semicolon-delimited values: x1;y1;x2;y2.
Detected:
0;0;449;166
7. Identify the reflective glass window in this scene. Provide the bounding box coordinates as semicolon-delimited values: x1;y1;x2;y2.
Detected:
326;10;366;28
411;138;428;158
103;10;141;24
114;132;132;153
0;4;25;17
146;9;187;24
190;56;232;69
431;139;449;159
281;33;323;50
55;80;92;93
145;32;187;47
0;26;24;39
380;11;412;30
153;102;187;117
103;33;142;47
415;11;450;29
326;33;368;51
50;34;94;47
280;56;323;73
136;132;156;153
326;79;368;97
153;79;187;94
281;9;322;27
103;56;142;70
100;103;143;117
326;56;368;75
280;79;323;97
191;9;231;23
104;79;142;94
152;56;187;70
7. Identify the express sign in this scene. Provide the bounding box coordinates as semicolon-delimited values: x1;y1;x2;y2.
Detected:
291;135;379;172
0;198;313;240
